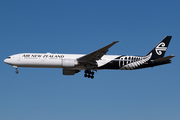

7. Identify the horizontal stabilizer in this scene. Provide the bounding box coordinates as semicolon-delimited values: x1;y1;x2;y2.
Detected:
153;55;175;63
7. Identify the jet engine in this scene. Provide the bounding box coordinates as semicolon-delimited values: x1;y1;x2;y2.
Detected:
62;59;78;68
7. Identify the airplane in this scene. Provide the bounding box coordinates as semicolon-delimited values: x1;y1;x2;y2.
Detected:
4;36;175;79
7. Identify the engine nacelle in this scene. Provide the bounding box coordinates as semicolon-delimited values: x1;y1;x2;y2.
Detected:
62;59;78;68
63;69;80;75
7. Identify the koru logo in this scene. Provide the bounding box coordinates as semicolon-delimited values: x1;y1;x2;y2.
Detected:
155;42;167;55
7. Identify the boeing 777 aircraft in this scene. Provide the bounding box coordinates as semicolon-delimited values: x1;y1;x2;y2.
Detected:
4;36;175;79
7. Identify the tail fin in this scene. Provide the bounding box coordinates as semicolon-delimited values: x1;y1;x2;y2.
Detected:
146;36;172;60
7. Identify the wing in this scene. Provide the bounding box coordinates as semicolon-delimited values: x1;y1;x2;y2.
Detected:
77;41;119;65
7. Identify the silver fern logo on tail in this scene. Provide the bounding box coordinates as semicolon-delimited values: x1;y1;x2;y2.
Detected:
155;42;167;55
120;53;152;70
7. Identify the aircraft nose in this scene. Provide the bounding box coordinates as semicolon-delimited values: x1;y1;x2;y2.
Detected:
4;59;8;64
4;58;11;64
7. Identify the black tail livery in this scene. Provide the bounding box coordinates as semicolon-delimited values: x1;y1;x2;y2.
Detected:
99;36;175;70
147;36;172;60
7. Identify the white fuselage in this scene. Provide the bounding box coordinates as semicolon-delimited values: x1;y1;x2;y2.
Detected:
4;53;119;70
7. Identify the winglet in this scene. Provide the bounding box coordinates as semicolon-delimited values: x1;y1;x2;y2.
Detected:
113;40;119;43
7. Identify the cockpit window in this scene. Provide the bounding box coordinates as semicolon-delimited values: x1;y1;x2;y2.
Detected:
7;57;11;59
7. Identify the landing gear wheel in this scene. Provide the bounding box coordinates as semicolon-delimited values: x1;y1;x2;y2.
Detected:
88;75;91;78
13;66;19;74
15;70;19;74
91;71;94;75
84;70;95;79
84;73;88;77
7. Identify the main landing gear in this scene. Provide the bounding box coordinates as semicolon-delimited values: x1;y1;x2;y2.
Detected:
84;70;94;79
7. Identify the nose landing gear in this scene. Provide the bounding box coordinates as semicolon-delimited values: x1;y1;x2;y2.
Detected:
84;70;94;79
15;69;19;74
13;66;19;74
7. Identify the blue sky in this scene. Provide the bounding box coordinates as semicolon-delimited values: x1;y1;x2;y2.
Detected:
0;0;180;120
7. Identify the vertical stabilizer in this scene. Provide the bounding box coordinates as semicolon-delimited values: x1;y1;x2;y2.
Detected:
146;36;172;60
